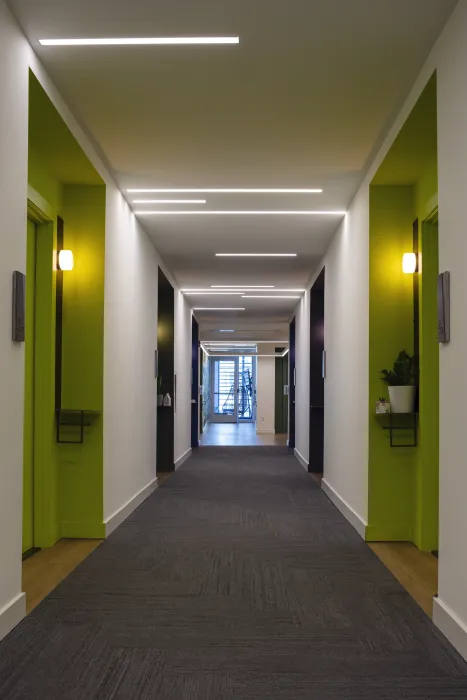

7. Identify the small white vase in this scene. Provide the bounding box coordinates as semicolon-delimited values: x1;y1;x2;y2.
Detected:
388;386;416;414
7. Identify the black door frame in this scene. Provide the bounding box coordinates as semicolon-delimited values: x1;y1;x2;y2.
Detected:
309;268;325;474
288;317;296;448
191;315;199;448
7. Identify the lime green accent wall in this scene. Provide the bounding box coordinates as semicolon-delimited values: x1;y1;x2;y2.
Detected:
367;186;416;541
23;219;36;553
59;185;106;539
415;159;439;552
367;75;439;551
25;71;106;547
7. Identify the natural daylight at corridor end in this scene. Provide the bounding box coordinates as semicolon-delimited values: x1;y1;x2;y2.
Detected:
2;0;467;698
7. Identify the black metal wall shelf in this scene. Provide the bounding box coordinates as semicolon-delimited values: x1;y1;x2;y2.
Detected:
377;412;417;447
56;410;100;444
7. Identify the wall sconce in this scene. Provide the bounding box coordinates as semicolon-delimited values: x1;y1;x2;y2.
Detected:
58;250;74;271
402;252;417;274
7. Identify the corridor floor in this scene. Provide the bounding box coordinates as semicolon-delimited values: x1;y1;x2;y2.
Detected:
1;447;467;699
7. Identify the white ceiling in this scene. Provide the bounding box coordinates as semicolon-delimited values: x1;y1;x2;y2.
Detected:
9;0;457;337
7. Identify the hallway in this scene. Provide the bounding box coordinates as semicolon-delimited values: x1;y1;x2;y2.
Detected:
1;447;466;699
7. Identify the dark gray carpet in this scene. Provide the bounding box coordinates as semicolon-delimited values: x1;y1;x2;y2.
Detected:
1;446;467;699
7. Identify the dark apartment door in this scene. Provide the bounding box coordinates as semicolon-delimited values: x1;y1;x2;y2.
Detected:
275;355;288;434
288;318;296;448
309;269;325;474
191;316;199;448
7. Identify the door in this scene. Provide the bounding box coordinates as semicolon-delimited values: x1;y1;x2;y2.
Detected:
288;318;296;448
275;355;288;433
238;355;256;422
23;218;36;554
309;269;325;474
211;357;238;423
191;316;199;447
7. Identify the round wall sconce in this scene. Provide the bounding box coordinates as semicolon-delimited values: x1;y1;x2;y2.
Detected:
58;250;74;271
402;252;417;274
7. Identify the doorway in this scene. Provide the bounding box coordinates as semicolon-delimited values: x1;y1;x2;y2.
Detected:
309;268;325;474
288;318;296;448
191;316;199;448
157;268;175;472
23;218;37;556
210;356;256;423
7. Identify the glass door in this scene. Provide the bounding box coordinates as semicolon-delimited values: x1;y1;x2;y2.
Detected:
238;355;256;422
211;357;238;423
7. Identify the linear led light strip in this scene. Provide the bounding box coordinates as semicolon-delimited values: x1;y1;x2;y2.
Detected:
135;210;345;215
193;307;245;311
132;199;207;204
211;285;275;288
129;188;322;193
182;288;305;292
39;37;240;46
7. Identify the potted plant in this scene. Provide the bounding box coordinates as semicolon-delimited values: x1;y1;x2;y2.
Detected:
376;396;390;414
157;377;163;407
380;350;416;414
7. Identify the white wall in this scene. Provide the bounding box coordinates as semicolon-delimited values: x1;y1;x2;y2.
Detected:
293;188;370;527
174;292;193;465
0;0;29;640
256;357;275;433
433;0;467;661
102;190;159;527
0;0;192;640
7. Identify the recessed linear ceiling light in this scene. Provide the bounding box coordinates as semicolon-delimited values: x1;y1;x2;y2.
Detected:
215;253;297;258
132;199;207;204
134;210;345;216
242;295;301;299
128;188;322;194
193;307;245;311
181;288;305;292
39;37;240;46
217;330;235;332
211;285;274;288
184;292;245;296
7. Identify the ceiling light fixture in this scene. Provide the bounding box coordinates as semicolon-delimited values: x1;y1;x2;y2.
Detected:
241;295;301;299
193;307;245;311
217;330;235;332
134;210;345;216
215;253;297;258
181;288;304;292
183;292;245;296
211;285;274;288
132;199;207;204
128;188;322;194
39;37;240;46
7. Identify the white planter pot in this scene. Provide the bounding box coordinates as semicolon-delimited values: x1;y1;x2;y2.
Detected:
157;394;163;407
388;386;416;414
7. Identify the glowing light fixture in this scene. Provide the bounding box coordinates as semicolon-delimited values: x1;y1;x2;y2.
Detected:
128;188;322;193
217;330;235;332
215;253;297;257
135;210;345;216
132;199;207;204
211;285;274;288
39;37;240;46
242;295;301;299
183;292;244;296
402;253;417;274
193;307;245;311
58;250;74;271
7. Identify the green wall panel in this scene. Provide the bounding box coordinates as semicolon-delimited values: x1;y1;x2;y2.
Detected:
368;185;416;541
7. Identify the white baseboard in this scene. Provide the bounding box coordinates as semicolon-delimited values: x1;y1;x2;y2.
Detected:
104;476;158;536
256;429;275;434
175;448;192;470
433;597;467;662
0;592;26;643
321;478;367;539
294;448;309;471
